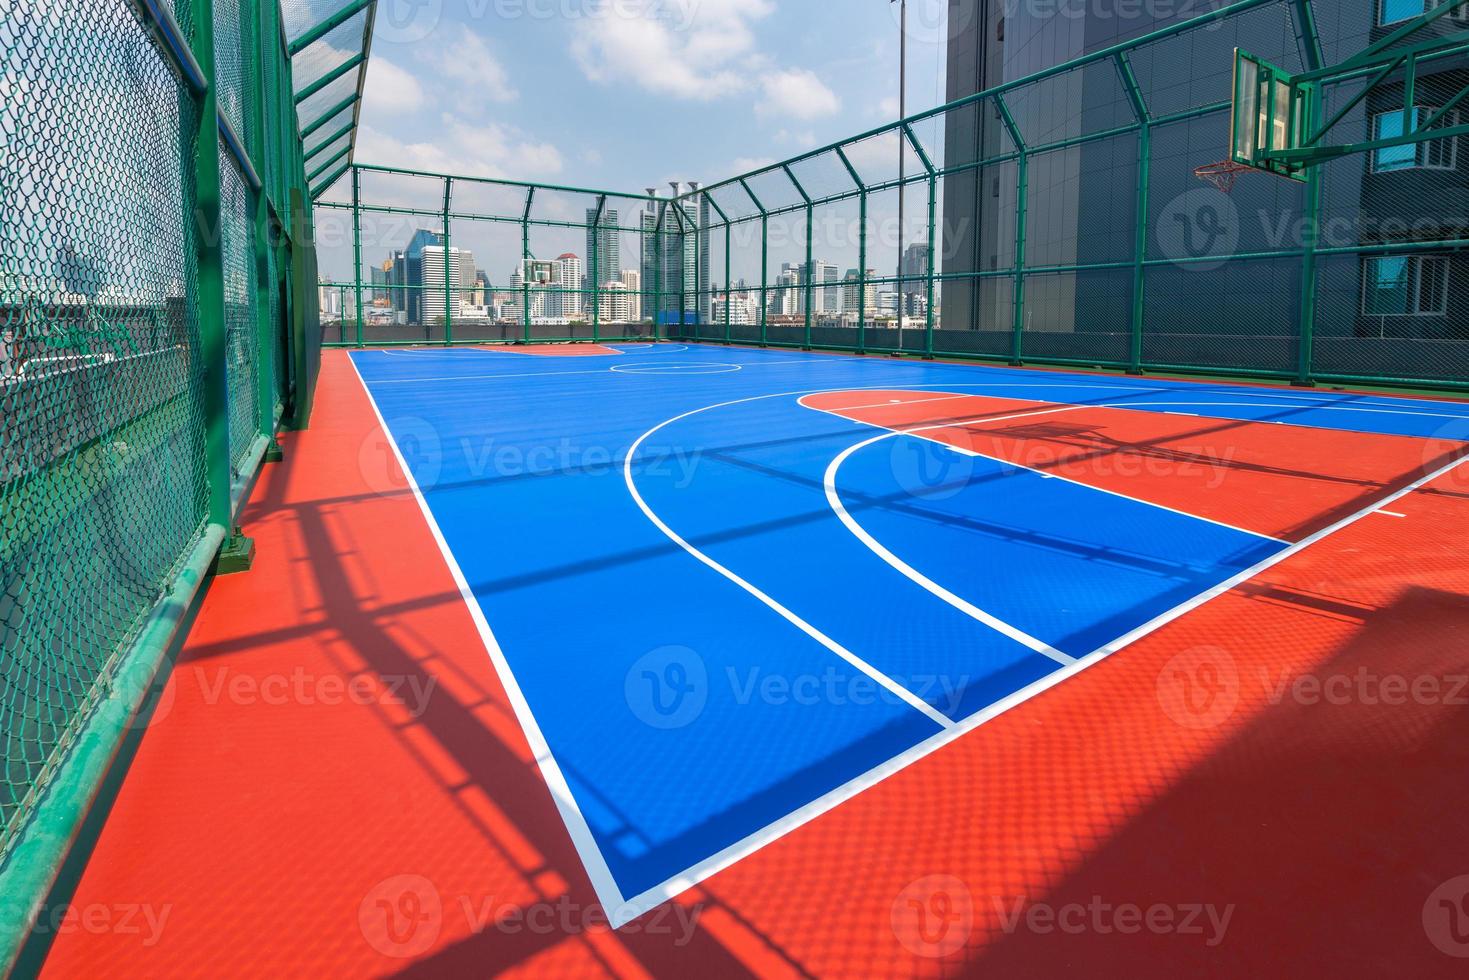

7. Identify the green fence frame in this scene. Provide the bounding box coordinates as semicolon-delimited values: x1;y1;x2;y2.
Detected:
0;0;331;969
317;165;667;346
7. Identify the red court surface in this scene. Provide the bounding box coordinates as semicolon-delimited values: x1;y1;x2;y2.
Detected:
468;343;634;356
38;351;1469;977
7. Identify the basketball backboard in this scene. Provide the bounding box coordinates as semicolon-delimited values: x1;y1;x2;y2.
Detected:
1230;48;1313;182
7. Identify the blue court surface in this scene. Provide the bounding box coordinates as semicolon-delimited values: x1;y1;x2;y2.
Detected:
350;342;1469;924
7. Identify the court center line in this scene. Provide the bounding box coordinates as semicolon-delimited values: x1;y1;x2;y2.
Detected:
624;401;957;731
347;356;632;922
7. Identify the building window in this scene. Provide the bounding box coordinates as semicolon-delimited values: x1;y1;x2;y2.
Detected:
1379;0;1469;26
1362;255;1451;316
1371;107;1460;172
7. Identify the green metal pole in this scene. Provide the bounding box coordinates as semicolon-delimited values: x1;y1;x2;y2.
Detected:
1296;89;1323;387
803;202;814;350
443;177;453;345
858;188;868;354
250;0;280;457
1130;124;1150;375
351;167;364;346
759;212;769;346
724;222;732;344
191;0;250;565
522;189;532;343
924;172;936;358
1011;151;1028;365
592;196;604;342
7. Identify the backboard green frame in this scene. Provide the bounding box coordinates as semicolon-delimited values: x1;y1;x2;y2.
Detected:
1231;47;1314;181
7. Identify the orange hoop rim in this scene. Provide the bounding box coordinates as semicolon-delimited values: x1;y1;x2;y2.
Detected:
1193;159;1256;193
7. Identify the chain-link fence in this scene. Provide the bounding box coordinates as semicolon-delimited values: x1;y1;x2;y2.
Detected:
316;168;667;345
321;1;1468;393
0;0;327;945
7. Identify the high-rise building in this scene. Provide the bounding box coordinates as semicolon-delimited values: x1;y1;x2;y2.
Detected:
620;269;641;322
419;246;476;323
843;268;878;317
553;253;583;318
602;281;633;322
585;209;619;285
401;229;444;324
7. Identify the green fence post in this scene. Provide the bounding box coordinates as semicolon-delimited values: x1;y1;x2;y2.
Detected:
443;177;453;345
724;222;732;344
759;212;769;346
1129;127;1150;375
803;201;814;349
651;200;664;341
592;195;605;343
191;0;252;568
1011;151;1028;365
997;96;1027;365
1296;87;1323;387
351;166;364;346
859;188;868;354
521;188;533;343
1118;53;1150;375
249;0;279;460
924;172;937;359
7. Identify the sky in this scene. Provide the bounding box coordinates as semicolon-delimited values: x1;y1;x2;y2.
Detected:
349;0;952;195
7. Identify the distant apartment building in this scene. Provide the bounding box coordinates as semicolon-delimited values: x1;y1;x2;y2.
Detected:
586;209;620;285
419;246;476;323
553;253;583;318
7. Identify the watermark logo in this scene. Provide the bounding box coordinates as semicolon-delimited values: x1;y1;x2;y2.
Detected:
990;894;1234;946
892;874;974;958
1157;645;1239;730
625;645;708;729
360;417;443;496
1157;188;1240;272
891;0;976;47
374;0;444;44
1424;875;1469;958
360;874;444;958
890;434;975;502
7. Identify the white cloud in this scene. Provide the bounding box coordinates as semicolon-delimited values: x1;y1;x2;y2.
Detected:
355;118;563;181
758;68;840;119
434;33;518;103
569;0;838;120
729;156;776;174
878;96;900;118
361;57;426;116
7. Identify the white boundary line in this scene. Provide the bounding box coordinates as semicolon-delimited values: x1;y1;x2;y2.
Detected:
610;362;743;375
370;368;615;385
1108;400;1469;422
621;399;955;731
819;405;1082;667
348;354;1469;929
346;356;633;922
801;393;1290;545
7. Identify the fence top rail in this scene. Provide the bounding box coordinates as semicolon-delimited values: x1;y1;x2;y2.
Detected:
350;163;667;204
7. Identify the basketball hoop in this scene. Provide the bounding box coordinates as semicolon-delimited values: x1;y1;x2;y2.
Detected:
1192;160;1255;194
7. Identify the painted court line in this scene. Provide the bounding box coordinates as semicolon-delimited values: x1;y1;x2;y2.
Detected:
347;356;632;922
801;393;1290;546
1114;400;1469;423
820;405;1082;667
621;397;956;732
